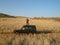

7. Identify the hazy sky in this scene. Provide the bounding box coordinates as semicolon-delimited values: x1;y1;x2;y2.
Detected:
0;0;60;17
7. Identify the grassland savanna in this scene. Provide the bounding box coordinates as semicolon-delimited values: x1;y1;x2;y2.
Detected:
0;17;60;45
0;18;60;32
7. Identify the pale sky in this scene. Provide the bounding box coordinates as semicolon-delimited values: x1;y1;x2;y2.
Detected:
0;0;60;17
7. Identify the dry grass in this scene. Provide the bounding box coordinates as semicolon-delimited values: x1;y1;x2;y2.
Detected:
0;17;60;45
0;33;60;45
0;18;60;32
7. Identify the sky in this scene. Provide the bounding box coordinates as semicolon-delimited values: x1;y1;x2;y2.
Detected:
0;0;60;17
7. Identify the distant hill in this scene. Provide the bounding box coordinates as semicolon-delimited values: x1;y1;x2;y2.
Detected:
0;13;28;18
15;16;28;18
0;13;15;18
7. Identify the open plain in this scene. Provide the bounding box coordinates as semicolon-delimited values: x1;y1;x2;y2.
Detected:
0;17;60;45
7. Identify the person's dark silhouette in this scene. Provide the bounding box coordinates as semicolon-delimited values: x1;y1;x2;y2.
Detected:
26;18;29;25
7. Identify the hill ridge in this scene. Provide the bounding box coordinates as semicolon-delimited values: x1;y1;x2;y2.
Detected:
0;13;15;18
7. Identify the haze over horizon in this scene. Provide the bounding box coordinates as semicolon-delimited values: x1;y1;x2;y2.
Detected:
0;0;60;17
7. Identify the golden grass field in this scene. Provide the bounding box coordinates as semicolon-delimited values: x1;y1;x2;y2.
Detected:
0;18;60;32
0;17;60;45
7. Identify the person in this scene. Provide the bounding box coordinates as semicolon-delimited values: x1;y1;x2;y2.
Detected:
26;18;29;25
